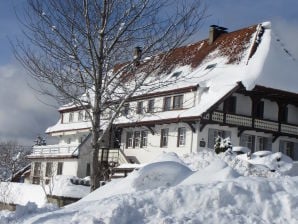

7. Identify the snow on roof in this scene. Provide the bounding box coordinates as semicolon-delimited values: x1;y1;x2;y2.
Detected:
46;119;92;134
115;21;298;124
55;21;298;128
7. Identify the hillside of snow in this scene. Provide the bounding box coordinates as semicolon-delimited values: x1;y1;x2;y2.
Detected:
1;149;298;223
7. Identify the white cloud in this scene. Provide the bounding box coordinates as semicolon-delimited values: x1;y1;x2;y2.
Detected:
0;63;58;145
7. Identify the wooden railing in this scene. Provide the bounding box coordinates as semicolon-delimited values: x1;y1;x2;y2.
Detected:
203;111;298;136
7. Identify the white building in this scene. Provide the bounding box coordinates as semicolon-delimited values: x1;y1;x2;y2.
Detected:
27;22;298;183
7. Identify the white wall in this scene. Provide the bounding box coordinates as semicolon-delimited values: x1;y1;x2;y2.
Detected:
121;122;196;163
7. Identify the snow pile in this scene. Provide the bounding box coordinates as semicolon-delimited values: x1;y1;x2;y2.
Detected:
2;151;298;224
237;151;293;172
182;149;217;170
180;159;240;185
131;161;192;191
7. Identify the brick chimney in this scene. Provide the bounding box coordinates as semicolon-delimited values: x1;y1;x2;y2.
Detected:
208;25;228;45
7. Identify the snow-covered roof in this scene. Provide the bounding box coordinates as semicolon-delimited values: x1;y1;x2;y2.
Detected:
46;119;92;134
53;21;298;129
115;21;298;124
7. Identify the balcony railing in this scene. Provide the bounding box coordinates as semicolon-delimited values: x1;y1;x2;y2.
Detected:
31;144;79;155
203;111;298;136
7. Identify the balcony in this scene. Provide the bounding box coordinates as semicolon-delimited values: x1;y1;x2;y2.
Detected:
203;111;298;136
28;144;79;158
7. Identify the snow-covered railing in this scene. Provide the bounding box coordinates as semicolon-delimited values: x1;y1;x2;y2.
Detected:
255;119;279;132
281;124;298;135
31;145;79;155
226;114;252;127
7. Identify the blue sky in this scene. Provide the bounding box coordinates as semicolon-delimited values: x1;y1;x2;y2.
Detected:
0;0;298;145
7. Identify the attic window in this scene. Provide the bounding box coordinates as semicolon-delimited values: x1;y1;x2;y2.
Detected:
205;63;217;70
171;71;182;78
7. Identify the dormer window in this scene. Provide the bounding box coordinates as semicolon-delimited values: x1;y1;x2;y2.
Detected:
69;112;74;122
171;71;182;78
205;63;217;70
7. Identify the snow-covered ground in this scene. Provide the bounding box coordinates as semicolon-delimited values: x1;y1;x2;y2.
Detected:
1;149;298;223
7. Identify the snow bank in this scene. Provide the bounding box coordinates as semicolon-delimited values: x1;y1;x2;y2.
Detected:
4;151;298;224
82;153;192;202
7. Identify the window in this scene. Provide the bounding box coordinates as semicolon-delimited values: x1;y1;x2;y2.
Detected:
207;129;231;149
78;111;84;121
240;134;255;151
126;131;133;148
147;99;154;113
67;138;71;144
280;141;295;160
160;128;169;147
33;162;41;176
255;136;271;151
163;97;171;111
69;112;74;122
133;131;141;148
255;101;264;119
45;162;53;177
57;162;63;175
224;96;236;114
141;131;148;148
123;103;130;116
284;141;294;159
173;95;183;109
177;127;186;147
137;101;143;114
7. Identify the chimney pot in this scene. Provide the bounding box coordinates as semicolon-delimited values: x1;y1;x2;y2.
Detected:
133;46;142;65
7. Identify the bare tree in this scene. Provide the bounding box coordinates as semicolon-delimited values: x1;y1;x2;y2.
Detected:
0;141;30;181
14;0;206;190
